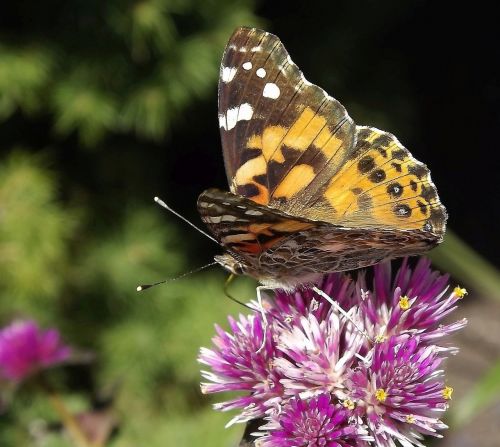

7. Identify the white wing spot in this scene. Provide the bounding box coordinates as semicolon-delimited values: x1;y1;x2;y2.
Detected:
256;68;266;78
238;47;248;53
263;83;280;99
242;62;252;70
251;46;262;52
218;114;227;130
221;66;237;83
237;103;253;120
286;55;294;65
245;210;264;216
205;215;245;224
220;103;254;130
205;215;222;224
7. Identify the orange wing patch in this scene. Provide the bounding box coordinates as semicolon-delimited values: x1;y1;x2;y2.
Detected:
231;106;347;205
274;164;315;199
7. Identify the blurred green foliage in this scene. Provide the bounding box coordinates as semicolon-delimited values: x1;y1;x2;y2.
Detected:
1;1;260;445
1;0;258;144
1;1;499;446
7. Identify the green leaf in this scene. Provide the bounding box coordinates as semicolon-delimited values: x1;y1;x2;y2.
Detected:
451;360;500;425
430;229;500;301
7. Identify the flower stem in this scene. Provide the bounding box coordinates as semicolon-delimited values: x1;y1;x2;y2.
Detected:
40;380;92;447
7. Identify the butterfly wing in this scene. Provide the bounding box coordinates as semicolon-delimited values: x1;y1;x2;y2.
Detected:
217;27;446;239
218;27;356;207
309;126;447;236
198;188;314;260
198;188;437;288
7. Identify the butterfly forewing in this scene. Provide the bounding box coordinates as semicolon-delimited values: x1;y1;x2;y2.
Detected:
218;27;356;210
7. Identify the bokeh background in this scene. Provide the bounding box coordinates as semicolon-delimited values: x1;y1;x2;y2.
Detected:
1;1;499;446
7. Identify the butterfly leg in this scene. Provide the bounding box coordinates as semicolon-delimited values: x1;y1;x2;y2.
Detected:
224;274;254;310
312;286;373;345
255;285;276;354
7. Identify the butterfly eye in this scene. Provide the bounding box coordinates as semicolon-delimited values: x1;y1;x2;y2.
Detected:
214;254;246;276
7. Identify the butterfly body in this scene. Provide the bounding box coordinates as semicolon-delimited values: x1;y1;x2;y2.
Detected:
198;27;447;290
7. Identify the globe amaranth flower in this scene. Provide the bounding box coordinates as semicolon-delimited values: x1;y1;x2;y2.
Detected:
347;335;449;446
199;258;467;446
199;314;283;425
0;320;71;382
274;311;365;399
356;258;467;346
257;393;372;447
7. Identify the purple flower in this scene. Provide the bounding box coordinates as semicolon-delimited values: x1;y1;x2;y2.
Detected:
275;311;364;398
268;273;355;326
357;258;467;345
199;258;467;445
0;320;71;382
199;314;283;425
347;336;448;445
258;394;371;447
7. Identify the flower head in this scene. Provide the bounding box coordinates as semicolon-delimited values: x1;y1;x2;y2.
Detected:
348;336;448;445
258;394;371;447
198;314;282;424
358;258;467;345
0;320;71;382
275;311;364;398
199;258;467;445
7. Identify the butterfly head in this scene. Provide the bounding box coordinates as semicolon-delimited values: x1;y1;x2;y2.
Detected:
214;253;247;276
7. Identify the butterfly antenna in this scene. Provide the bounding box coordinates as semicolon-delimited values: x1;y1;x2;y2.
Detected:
137;261;218;292
153;196;219;245
224;274;254;310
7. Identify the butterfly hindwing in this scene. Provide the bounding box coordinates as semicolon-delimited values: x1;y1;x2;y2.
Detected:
305;126;447;235
198;188;314;260
198;189;438;288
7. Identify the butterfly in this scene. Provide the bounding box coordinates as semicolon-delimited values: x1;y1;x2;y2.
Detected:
197;27;447;291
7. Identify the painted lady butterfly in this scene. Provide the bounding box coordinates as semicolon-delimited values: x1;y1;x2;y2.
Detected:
197;27;447;291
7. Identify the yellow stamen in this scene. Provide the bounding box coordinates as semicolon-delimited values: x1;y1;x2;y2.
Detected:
375;334;387;343
343;399;355;410
405;414;416;424
375;388;387;403
453;286;467;298
399;295;411;310
443;386;453;400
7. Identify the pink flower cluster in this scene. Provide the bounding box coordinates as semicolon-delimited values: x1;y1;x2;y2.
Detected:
0;320;71;383
199;259;467;446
